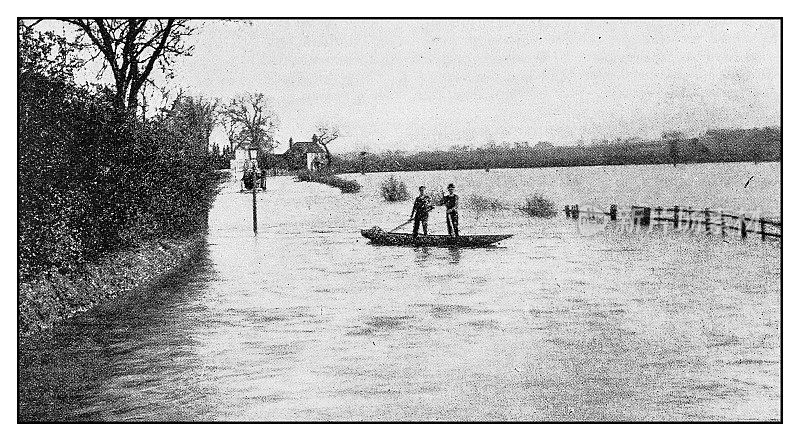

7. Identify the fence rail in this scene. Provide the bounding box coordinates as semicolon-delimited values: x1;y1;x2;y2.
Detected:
564;204;781;240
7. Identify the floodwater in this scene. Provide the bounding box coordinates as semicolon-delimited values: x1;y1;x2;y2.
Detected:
19;162;780;421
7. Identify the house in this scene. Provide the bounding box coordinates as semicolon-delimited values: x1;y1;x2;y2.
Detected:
283;135;327;172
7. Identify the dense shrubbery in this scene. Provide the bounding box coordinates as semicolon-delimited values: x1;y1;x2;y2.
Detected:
380;175;409;202
296;169;310;181
18;29;223;280
320;175;362;193
465;194;505;219
518;194;557;218
465;194;505;211
296;169;362;193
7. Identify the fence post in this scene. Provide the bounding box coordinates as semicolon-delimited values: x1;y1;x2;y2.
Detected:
704;208;711;234
642;207;651;227
740;214;747;239
720;211;726;236
760;217;766;241
673;205;679;228
565;205;571;218
610;204;617;221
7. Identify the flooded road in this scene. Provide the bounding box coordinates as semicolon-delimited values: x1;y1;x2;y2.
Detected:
19;164;780;421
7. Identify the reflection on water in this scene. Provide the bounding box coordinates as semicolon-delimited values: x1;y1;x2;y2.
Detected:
448;247;462;264
19;167;780;421
412;246;461;265
413;246;431;263
19;243;218;421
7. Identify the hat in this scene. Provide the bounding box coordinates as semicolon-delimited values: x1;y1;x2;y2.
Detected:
447;183;455;189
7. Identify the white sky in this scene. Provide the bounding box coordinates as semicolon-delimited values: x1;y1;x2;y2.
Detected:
45;19;782;153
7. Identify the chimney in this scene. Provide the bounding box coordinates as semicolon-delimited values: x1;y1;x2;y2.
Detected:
289;137;293;149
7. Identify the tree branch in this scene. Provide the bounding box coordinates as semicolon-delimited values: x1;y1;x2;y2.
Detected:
130;19;174;99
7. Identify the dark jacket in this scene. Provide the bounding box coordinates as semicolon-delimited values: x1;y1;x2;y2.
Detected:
411;195;433;218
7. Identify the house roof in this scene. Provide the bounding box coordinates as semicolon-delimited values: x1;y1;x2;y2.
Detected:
291;141;326;154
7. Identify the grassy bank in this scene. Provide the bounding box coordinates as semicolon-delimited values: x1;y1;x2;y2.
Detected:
296;169;362;193
18;236;206;335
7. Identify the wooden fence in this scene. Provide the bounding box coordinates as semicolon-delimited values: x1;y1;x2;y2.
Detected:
564;204;781;240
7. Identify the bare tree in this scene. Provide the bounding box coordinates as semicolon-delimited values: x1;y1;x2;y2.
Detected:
61;19;196;114
221;93;278;153
315;123;340;166
219;113;243;152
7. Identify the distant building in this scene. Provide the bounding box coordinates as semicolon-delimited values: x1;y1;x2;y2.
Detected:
283;135;327;172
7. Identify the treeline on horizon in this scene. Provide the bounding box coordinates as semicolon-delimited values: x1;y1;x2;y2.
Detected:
19;22;223;281
331;127;781;174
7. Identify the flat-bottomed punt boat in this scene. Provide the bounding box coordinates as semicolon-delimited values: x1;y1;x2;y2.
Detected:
361;227;512;247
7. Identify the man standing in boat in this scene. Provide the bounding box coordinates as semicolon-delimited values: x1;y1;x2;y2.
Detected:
410;186;433;238
442;183;459;237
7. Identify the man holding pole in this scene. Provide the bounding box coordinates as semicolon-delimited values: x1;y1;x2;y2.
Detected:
410;186;433;239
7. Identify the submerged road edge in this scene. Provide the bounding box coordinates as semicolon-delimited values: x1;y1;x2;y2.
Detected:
18;236;207;336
